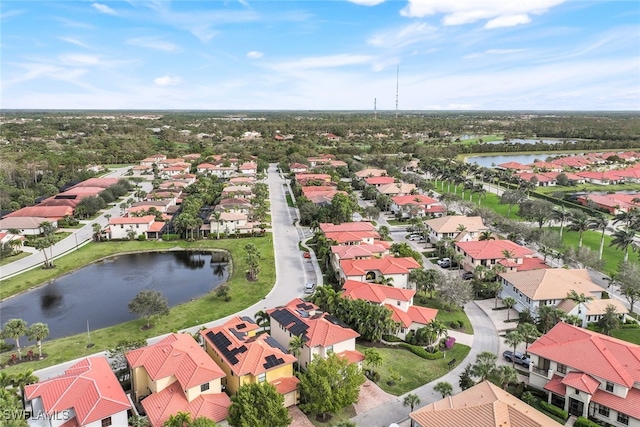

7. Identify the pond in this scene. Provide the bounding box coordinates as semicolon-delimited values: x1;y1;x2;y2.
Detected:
465;153;556;168
1;251;229;341
487;138;569;145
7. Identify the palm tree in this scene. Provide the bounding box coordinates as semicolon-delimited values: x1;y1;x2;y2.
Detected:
211;211;222;239
11;369;38;409
92;223;102;242
610;229;636;262
378;225;390;240
504;331;525;369
567;290;594;318
503;297;516;320
376;275;394;286
517;322;540;352
26;322;49;358
551;207;571;238
163;411;192;427
288;335;304;371
490;365;518;389
433;381;453;398
1;319;27;360
364;347;383;375
478;230;495;241
488;281;503;309
537;305;565;333
34;237;53;269
588;215;611;260
501;249;516;268
254;310;270;332
128;415;150;427
569;212;592;248
403;393;421;427
471;351;497;381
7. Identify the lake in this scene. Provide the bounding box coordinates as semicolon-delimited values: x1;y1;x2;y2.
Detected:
0;251;229;340
465;153;555;168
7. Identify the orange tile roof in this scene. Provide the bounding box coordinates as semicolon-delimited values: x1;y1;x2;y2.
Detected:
142;381;231;426
498;161;531;170
528;322;640;387
126;334;225;390
320;222;376;233
325;230;380;243
410;380;561;427
331;244;388;259
268;299;360;348
200;318;295;377
560;372;600;394
109;215;156;225
592;387;640;420
455;239;533;260
364;176;395;185
147;221;165;232
269;376;300;395
385;304;438;328
342;280;415;304
340;257;421;276
391;194;439;206
338;349;365;364
24;357;130;426
5;205;74;219
425;215;487;234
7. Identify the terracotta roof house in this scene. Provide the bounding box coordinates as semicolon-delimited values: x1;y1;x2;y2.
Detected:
206;211;255;236
354;168;387;178
267;299;364;370
576;193;640;215
377;182;417;196
454;239;545;272
497;161;533;172
576;170;624;185
515;172;559;186
556;298;629;328
221;185;253;198
342;280;438;340
69;178;120;189
324;230;381;245
391;194;445;218
182;153;202;161
289;163;309;173
126;334;230;426
295;173;332;185
320;222;376;234
550;156;592;170
364;176;395;187
4;205;74;220
200;317;299;407
339;256;421;289
214;198;253;215
612;167;640;184
425;215;488;244
197;164;236;178
531;161;563;172
410;380;562;427
24;357;131;427
0;216;58;235
330;243;389;271
499;269;606;323
239;161;258;175
527;322;640;424
107;215;160;240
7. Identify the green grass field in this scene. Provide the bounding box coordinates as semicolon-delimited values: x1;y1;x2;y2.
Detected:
414;297;473;334
356;342;471;395
0;251;31;267
1;237;275;373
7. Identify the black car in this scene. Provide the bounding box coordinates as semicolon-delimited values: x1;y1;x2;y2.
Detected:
461;271;474;280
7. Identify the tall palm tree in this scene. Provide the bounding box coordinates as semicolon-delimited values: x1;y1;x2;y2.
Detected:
403;393;421;427
569;212;591;248
288;335;304;371
504;331;524;369
26;322;49;358
11;369;38;409
471;351;498;381
501;249;516;268
588;215;611;260
610;228;636;262
211;211;222;239
433;381;453;398
490;365;518;390
503;297;516;320
551;207;571;238
567;290;594;319
92;223;103;242
1;319;27;360
478;230;495;241
517;322;540;352
537;305;565;333
254;310;270;332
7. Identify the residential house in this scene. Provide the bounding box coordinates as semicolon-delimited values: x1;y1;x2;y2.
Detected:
203;165;237;179
229;176;256;185
424;215;488;244
221;185;253;199
354;168;387;178
200;317;299;407
499;269;606;321
207;212;253;236
497;161;533;173
289;163;309;173
515;172;558;186
391;194;445;218
0;231;24;253
268;299;364;371
4;206;74;221
339;256;421;288
576;171;623;185
410;380;562;427
558;298;629;328
107;215;158;240
330;243;389;272
302;188;345;206
576;193;640;215
295;173;332;186
239;161;258;175
160;164;191;178
140;154;167;166
320;222;380;245
126;333;230;426
364;176;395;188
377;182;416;196
527;322;640;425
0;216;57;235
531;161;563;172
24;357;131;427
454;239;546;272
342;280;438;340
214;198;253;216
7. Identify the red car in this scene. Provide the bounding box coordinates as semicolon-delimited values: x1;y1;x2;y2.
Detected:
303;252;311;259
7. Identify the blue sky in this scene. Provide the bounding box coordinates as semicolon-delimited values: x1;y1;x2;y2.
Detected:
1;0;639;110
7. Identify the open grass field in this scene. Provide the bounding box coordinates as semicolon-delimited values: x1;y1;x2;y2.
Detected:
356;342;471;395
434;181;512;217
0;237;275;373
414;297;473;334
0;251;31;267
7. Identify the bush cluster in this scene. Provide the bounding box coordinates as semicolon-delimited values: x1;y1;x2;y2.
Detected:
539;401;568;420
574;417;600;427
398;343;443;360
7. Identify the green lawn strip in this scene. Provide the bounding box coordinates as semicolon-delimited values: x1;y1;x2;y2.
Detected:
356;343;471;395
414;297;474;334
535;182;640;195
0;237;275;373
435;182;512;217
285;194;294;207
610;328;640;345
0;251;31;267
308;405;357;427
385;219;407;226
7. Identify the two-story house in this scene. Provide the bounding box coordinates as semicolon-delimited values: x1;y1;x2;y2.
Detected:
107;215;159;240
207;211;254;236
126;333;231;426
527;322;640;425
24;357;131;427
320;222;381;246
341;280;438;340
377;182;416;196
330;243;390;273
354;168;387;179
339;256;421;288
268;299;364;370
200;316;299;407
424;216;488;245
363;176;396;188
390;194;445;219
454;239;546;272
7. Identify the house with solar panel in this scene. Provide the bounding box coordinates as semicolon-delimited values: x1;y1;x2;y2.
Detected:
199;316;300;407
125;333;231;426
267;298;365;371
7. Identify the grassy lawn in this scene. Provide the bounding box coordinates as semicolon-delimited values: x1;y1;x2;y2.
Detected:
434;182;512;217
536;182;640;195
414;297;473;334
356;342;471;395
588;324;640;345
286;194;294;207
385;219;408;226
0;251;31;267
0;237;275;373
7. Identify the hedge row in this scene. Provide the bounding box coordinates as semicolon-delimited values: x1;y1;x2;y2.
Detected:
398;343;443;360
574;417;600;427
540;401;568;420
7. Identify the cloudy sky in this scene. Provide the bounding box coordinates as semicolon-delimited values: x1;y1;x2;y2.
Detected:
1;0;639;110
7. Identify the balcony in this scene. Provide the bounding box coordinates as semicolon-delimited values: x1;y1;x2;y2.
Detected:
531;366;552;378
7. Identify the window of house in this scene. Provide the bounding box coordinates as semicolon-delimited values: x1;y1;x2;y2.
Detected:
598;405;610;417
556;364;566;374
326;345;333;354
101;417;112;427
120;224;124;229
606;381;614;392
201;382;210;392
397;301;401;306
617;413;629;425
258;373;266;383
136;224;139;228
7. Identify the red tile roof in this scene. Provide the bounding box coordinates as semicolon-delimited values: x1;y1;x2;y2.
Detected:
391;194;439;206
142;381;231;426
342;280;415;303
385;304;438;328
268;299;360;348
331;244;388;260
269;376;300;395
126;334;225;390
325;230;380;244
5;206;74;219
455;239;533;260
70;178;120;189
338;350;366;364
561;372;600;394
109;215;156;225
528;322;640;387
24;357;130;426
543;374;566;395
364;176;395;185
340;257;421;276
147;222;165;232
498;161;532;171
320;222;376;233
592;387;640;420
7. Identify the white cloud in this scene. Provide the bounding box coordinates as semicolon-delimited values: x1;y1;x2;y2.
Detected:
154;75;182;86
368;22;438;49
271;54;375;71
126;37;180;52
59;54;101;66
347;0;386;6
92;3;117;15
401;0;565;28
247;51;264;59
58;37;89;48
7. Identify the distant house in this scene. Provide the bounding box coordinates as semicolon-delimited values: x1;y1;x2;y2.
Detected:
24;357;131;427
424;215;488;244
391;194;445;218
289;163;309;173
221;185;253;199
527;322;640;424
268;298;364;370
0;216;57;235
200;316;299;407
330;243;390;272
4;205;74;221
497;161;533;172
126;334;230;426
364;176;395;188
339;256;421;288
206;211;254;236
239;161;258;175
320;222;380;245
454;239;546;272
295;173;332;185
377;182;416;196
354;168;387;178
214;197;253;215
107;215;158;240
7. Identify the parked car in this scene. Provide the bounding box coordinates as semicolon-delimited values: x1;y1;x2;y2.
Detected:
407;234;423;241
437;257;453;268
461;271;474;280
303;251;311;259
503;350;531;367
304;282;316;294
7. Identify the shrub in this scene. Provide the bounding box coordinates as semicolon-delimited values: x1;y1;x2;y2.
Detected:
514;381;525;398
444;336;456;350
365;370;380;382
540;401;568;420
449;321;458;328
162;233;180;241
382;334;403;342
138;234;147;241
398;343;443;360
574;417;600;427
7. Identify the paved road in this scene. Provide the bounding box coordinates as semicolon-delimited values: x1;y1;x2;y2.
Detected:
0;167;143;281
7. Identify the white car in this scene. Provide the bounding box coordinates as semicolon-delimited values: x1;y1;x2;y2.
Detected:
408;234;422;241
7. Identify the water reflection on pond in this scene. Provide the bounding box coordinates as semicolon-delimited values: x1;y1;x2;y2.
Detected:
1;251;229;340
